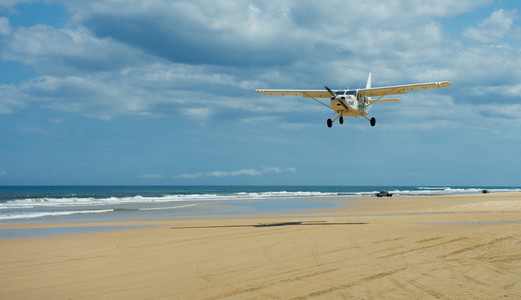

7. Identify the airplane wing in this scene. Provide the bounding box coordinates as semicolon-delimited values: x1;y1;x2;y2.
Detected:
358;81;453;97
255;81;453;98
254;89;331;98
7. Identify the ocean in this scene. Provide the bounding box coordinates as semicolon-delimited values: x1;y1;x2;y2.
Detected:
1;186;520;225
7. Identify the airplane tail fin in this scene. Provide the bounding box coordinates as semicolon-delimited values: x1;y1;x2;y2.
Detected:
365;72;372;102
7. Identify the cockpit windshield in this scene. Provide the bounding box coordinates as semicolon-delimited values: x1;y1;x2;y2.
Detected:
335;90;356;96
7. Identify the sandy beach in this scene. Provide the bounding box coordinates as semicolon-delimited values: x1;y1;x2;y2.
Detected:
1;192;521;299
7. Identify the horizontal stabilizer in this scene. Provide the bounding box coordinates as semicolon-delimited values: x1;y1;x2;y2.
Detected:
370;98;400;104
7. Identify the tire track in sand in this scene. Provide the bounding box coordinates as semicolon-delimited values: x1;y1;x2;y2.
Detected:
377;237;468;259
439;236;513;258
291;267;407;299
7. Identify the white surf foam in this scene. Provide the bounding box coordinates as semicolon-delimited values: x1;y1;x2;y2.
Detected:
0;209;114;220
0;191;342;209
2;188;519;211
139;204;199;211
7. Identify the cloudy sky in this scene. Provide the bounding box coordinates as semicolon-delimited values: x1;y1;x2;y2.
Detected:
1;0;521;186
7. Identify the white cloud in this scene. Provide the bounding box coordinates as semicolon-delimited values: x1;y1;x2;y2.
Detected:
3;0;521;132
58;0;490;70
47;118;64;123
6;66;270;119
0;1;28;8
0;170;6;177
469;83;521;98
463;9;517;43
14;74;156;119
0;17;11;35
0;84;25;114
1;24;153;74
176;166;296;179
140;173;165;179
183;108;212;120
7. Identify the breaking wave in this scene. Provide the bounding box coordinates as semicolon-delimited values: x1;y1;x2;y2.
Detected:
1;209;114;220
0;191;340;209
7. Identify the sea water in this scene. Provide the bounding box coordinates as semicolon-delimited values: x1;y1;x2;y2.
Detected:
1;186;520;225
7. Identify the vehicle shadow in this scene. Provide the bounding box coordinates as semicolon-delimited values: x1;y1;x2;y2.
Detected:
171;221;368;230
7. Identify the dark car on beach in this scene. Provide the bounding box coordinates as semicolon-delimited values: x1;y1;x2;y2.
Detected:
375;191;393;197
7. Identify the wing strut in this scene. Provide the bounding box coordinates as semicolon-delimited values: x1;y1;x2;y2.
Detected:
367;95;385;107
304;92;332;109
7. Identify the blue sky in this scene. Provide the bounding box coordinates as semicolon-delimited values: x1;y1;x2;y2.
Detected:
1;0;521;186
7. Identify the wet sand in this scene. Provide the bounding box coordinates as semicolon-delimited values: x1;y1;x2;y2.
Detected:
1;192;521;299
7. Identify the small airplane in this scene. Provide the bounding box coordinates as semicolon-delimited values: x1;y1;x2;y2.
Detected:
255;73;453;127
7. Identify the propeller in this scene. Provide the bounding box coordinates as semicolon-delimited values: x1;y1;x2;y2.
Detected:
324;86;336;98
326;85;350;112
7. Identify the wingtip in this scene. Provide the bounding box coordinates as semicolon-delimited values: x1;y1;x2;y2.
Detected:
437;81;454;87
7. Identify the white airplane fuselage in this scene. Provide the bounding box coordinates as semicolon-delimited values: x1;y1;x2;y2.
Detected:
331;91;369;117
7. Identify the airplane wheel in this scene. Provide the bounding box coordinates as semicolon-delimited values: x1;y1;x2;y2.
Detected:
370;117;376;127
339;116;344;124
327;119;333;128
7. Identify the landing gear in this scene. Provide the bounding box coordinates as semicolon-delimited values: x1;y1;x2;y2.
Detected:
328;115;376;127
327;115;343;128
